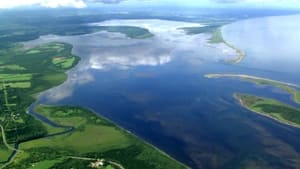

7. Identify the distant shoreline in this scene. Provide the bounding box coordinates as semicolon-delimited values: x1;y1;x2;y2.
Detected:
205;73;300;87
205;73;300;104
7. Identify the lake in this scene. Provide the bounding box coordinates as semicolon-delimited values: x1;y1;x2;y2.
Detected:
25;16;300;169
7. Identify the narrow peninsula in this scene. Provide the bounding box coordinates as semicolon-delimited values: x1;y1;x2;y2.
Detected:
182;26;245;63
205;74;300;104
208;28;245;64
235;93;300;128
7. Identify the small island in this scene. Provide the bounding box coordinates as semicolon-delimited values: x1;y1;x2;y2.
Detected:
205;74;300;104
235;93;300;128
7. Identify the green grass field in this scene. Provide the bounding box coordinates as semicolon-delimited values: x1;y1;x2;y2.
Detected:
21;106;132;154
25;50;41;55
6;105;187;169
181;26;224;43
0;145;12;163
235;93;300;128
0;74;32;82
85;26;154;39
0;42;80;166
52;56;76;69
41;122;66;135
103;165;116;169
0;65;26;71
208;28;224;44
2;82;31;89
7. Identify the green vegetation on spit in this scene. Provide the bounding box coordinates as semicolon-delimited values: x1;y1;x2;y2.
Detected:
0;22;184;169
248;78;300;104
205;73;300;128
181;25;221;35
182;24;245;64
208;28;245;63
93;26;154;39
205;74;300;104
52;56;77;69
235;93;300;128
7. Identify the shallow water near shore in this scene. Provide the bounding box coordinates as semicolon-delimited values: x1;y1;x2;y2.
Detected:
24;16;300;169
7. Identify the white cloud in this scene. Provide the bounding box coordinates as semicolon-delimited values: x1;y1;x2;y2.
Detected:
0;0;133;8
1;0;300;8
211;0;300;5
0;0;87;9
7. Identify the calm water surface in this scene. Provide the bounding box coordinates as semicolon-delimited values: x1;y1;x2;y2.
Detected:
222;14;300;74
25;16;300;169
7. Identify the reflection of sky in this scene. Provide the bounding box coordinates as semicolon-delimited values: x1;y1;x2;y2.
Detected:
23;17;300;168
23;19;237;101
222;14;300;73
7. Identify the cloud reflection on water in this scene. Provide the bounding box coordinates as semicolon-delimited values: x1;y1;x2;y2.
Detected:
23;19;236;102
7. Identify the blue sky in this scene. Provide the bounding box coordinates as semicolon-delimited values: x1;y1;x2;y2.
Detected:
1;0;300;9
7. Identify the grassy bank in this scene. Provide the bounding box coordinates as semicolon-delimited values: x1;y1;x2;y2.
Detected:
0;42;79;144
0;42;79;168
7;105;187;169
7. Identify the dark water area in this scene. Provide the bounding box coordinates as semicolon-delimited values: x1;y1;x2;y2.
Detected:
25;16;300;169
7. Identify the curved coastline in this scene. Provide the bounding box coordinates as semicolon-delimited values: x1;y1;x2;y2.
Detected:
1;41;188;169
0;45;78;167
208;27;245;63
219;14;300;65
234;93;300;129
219;29;245;64
221;14;300;71
205;73;300;104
